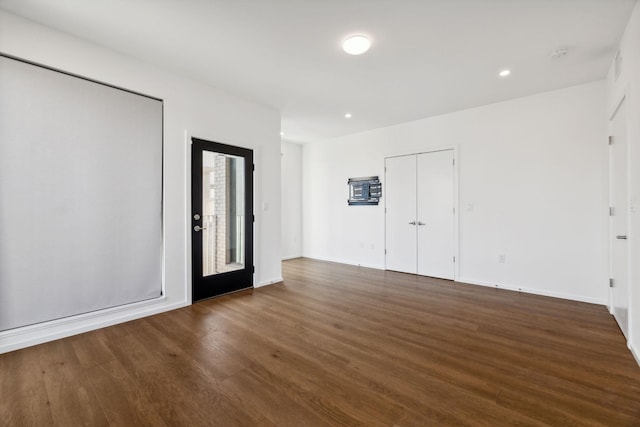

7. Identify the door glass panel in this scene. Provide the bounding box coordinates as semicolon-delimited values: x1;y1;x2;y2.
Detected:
202;151;245;277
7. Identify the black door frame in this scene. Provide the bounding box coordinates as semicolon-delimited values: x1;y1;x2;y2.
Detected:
191;137;254;302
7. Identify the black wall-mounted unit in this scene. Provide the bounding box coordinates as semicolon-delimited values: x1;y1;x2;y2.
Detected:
348;176;381;205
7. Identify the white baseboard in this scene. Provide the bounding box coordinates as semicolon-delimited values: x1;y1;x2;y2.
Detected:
1;274;286;353
457;276;607;306
0;298;189;354
282;255;302;261
294;259;606;306
630;342;640;368
256;277;283;287
302;255;385;271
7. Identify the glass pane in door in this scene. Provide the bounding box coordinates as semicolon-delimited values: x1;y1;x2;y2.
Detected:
202;151;245;277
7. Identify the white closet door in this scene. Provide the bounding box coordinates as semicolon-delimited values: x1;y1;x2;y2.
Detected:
385;155;417;274
417;150;455;279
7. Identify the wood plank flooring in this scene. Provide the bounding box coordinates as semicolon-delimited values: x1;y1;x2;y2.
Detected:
2;257;640;426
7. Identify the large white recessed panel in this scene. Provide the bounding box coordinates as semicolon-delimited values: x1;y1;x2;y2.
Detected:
0;55;163;331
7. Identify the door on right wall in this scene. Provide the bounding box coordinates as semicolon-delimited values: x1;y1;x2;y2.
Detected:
610;98;629;338
385;150;455;280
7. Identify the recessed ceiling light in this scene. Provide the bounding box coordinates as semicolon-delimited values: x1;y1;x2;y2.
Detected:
342;35;371;55
280;131;284;136
344;113;352;119
499;69;511;77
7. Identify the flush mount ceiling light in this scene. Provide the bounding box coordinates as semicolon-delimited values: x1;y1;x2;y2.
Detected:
499;69;511;77
342;35;371;55
344;113;352;119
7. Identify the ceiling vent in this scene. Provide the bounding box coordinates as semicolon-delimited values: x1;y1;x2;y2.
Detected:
549;48;568;59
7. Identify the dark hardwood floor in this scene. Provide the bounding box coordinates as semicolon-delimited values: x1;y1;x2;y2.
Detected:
2;258;640;426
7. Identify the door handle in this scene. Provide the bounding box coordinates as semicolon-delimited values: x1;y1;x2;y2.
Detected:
408;221;416;225
616;235;628;240
194;225;207;232
418;221;426;226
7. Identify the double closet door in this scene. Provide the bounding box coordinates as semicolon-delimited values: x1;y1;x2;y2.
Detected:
385;150;455;280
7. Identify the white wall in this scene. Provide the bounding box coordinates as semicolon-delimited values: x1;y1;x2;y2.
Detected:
303;81;608;304
606;1;640;364
0;10;282;353
281;141;303;259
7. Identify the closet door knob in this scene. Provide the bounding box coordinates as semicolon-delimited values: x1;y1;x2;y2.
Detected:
418;221;426;226
408;221;416;225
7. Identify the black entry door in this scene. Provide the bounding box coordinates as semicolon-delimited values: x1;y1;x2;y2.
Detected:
191;137;253;301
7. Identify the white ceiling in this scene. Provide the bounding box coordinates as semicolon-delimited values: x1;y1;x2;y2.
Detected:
0;0;636;143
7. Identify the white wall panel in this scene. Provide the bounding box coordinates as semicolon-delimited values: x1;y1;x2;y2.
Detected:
281;141;302;259
303;82;608;304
